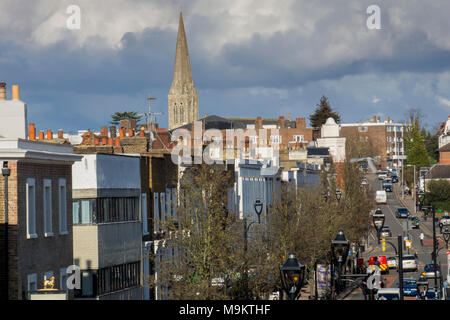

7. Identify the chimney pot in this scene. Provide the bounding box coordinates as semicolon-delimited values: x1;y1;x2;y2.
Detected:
128;128;134;137
11;85;20;100
46;130;53;140
94;137;99;145
139;127;145;137
102;137;107;145
29;123;36;140
119;128;125;138
38;130;45;141
0;82;6;100
115;137;120;147
58;129;64;139
108;137;113;145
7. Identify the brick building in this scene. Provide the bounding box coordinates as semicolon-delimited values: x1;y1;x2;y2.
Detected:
0;83;82;299
340;116;407;168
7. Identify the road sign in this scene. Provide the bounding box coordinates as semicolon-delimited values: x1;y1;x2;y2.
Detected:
405;240;412;248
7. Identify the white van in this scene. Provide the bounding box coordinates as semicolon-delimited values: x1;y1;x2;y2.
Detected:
376;288;400;300
376;190;387;204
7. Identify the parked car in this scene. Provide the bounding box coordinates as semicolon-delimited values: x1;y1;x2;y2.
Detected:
387;256;397;269
397;278;417;296
376;191;387;204
361;177;368;186
408;215;420;228
384;184;393;192
439;216;450;229
378;171;388;180
422;263;441;279
402;254;418;272
396;207;410;218
391;175;398;183
425;289;439;300
376;288;400;300
380;226;392;238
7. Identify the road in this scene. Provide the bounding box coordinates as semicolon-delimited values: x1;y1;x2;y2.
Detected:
347;172;449;300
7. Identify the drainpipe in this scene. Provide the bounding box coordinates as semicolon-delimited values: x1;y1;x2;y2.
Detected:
2;161;11;300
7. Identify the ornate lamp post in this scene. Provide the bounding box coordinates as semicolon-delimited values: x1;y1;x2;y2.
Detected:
335;189;342;203
372;210;386;244
416;275;429;300
280;253;306;300
254;199;263;223
330;230;350;299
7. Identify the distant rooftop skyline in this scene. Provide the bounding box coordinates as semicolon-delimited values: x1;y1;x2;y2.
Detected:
1;1;450;132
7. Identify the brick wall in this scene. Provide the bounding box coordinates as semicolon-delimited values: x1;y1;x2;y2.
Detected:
0;161;74;299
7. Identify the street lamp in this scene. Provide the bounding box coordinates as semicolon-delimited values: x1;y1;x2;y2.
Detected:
335;189;342;203
372;211;386;244
254;199;263;224
416;275;429;300
442;227;450;249
279;253;306;300
331;230;350;298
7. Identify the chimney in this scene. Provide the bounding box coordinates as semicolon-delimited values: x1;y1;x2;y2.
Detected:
387;117;391;123
58;129;64;139
115;137;120;147
29;123;36;140
256;116;263;130
102;137;107;145
296;118;306;129
128;128;134;137
11;85;20;100
139;127;145;137
373;116;377;123
108;137;113;145
94;137;99;145
46;129;53;140
110;126;116;138
119;128;125;138
279;116;285;129
38;130;45;141
0;82;6;100
100;126;108;137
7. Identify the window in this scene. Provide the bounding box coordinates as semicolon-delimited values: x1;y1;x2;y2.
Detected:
270;135;282;144
27;273;37;293
59;178;68;234
142;193;148;235
249;136;258;144
72;197;139;225
358;126;368;132
387;136;392;142
26;178;37;239
43;179;53;237
387;126;392;132
293;135;304;143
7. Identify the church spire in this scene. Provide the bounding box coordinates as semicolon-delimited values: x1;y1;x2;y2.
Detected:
171;11;194;90
168;12;199;130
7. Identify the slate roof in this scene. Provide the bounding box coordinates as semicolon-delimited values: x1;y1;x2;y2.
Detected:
425;164;450;179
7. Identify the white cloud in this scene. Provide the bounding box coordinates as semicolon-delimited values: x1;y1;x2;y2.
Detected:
437;95;450;108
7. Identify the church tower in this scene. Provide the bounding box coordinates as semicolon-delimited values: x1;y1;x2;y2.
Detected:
168;12;198;130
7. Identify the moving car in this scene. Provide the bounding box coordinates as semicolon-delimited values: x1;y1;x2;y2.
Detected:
384;184;393;192
402;254;418;272
376;191;387;204
380;226;392;238
422;263;441;279
439;216;450;229
361;177;368;186
396;207;409;218
376;288;400;300
387;257;397;269
391;175;398;183
397;278;417;296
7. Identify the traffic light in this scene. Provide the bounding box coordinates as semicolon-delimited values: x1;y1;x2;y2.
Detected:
381;238;386;252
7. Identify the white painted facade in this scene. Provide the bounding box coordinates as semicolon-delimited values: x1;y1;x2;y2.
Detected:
0;99;27;139
72;154;140;190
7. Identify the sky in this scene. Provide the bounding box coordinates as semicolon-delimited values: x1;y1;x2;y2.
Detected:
1;0;450;133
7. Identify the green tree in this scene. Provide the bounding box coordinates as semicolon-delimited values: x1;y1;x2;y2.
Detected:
423;130;439;163
309;96;341;128
404;109;431;167
109;111;143;126
424;179;450;211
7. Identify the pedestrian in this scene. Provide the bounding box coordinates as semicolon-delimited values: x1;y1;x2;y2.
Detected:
419;232;424;246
